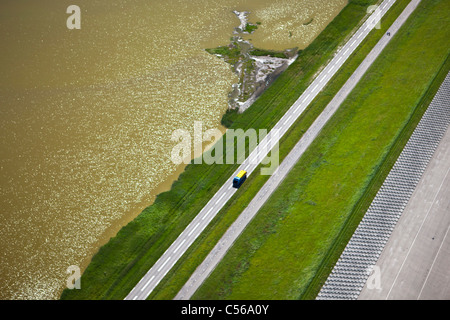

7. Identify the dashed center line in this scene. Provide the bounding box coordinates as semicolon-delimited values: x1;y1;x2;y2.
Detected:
188;223;200;237
158;257;171;272
202;207;214;220
141;275;155;291
215;193;226;205
173;239;186;254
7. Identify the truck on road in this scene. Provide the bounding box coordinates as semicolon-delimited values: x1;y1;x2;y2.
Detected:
233;170;247;188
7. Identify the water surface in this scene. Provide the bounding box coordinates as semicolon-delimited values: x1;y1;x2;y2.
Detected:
0;0;347;299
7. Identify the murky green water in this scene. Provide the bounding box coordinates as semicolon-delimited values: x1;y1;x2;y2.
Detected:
0;0;347;299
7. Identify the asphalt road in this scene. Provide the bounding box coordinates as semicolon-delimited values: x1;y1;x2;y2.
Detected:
125;0;397;300
359;124;450;300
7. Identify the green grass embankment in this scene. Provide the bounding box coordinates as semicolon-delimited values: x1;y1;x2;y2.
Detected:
61;0;389;300
192;0;450;299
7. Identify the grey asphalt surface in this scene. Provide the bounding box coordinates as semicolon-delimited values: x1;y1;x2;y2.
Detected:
125;0;397;300
174;0;412;300
359;125;450;300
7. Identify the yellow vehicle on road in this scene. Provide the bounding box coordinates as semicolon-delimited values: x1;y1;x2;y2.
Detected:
232;170;247;188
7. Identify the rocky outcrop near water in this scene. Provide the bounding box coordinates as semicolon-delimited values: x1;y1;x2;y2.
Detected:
206;11;298;113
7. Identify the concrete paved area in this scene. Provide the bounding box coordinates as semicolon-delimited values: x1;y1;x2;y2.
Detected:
359;125;450;300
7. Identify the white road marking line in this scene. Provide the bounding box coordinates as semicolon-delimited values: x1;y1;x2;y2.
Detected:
141;275;155;291
173;239;186;254
157;257;171;272
283;114;293;126
418;224;450;299
202;207;214;220
327;65;334;74
215;193;226;205
188;223;200;237
259;141;269;152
